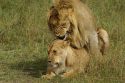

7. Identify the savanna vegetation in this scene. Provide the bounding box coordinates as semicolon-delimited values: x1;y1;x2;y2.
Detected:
0;0;125;83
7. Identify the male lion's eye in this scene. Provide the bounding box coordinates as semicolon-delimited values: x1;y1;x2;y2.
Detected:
53;50;57;53
61;23;66;26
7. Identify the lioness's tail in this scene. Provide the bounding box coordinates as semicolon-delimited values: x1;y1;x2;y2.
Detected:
97;28;109;55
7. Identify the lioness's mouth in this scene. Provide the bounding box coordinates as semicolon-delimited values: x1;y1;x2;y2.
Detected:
50;63;60;68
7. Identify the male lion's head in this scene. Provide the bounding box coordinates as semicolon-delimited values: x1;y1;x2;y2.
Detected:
54;19;71;40
48;5;73;40
47;40;69;69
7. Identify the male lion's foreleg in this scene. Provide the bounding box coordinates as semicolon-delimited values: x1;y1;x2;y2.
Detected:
89;32;100;56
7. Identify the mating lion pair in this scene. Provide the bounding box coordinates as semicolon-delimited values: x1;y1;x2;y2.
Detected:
42;0;109;79
42;28;109;79
48;0;109;55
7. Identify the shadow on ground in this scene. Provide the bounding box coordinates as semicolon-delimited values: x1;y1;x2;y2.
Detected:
10;57;47;78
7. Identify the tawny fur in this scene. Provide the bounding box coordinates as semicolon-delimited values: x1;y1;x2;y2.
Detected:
42;40;90;79
48;0;100;55
97;28;109;55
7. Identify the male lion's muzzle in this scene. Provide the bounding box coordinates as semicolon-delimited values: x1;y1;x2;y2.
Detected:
57;34;67;40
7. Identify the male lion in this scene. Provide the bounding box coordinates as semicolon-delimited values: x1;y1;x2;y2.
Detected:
97;28;109;55
42;40;90;79
48;0;100;55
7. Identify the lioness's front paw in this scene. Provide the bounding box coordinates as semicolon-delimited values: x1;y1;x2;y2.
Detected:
42;74;53;79
60;73;70;78
61;70;75;78
42;73;56;80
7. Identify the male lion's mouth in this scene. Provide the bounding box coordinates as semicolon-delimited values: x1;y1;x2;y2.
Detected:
57;35;65;40
57;34;67;40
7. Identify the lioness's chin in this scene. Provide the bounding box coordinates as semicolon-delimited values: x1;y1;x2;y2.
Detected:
50;62;62;69
52;64;59;68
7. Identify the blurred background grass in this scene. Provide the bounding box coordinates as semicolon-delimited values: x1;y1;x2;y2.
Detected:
0;0;125;83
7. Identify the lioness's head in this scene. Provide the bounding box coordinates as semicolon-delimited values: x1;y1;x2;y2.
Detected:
47;40;69;68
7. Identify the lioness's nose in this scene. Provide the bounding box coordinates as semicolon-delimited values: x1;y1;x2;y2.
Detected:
48;61;51;63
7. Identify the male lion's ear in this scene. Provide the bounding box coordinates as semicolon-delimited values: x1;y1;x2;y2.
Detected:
52;0;60;6
47;43;51;52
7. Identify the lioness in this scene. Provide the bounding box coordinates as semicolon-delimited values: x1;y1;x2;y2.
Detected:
42;40;90;79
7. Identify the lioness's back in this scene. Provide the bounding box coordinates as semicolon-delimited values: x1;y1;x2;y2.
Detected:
72;47;90;72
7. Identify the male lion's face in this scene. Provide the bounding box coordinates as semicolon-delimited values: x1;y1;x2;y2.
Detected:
49;6;72;40
54;18;70;40
47;40;69;68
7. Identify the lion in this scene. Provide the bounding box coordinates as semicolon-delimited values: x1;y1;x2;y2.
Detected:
42;40;90;79
48;0;100;55
97;28;109;55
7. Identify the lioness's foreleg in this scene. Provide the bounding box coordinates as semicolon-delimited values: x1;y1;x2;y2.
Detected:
42;72;56;79
61;69;76;78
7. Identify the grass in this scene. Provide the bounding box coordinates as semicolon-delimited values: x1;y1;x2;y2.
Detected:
0;0;125;83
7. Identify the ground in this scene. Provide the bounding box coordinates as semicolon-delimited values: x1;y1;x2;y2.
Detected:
0;0;125;83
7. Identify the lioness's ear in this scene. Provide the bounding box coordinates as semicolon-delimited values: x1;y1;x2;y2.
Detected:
47;41;54;52
67;40;70;46
64;40;70;46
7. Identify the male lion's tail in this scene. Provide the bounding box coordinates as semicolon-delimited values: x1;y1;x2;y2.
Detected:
97;28;109;55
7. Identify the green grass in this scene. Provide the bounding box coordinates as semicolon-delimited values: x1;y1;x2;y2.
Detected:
0;0;125;83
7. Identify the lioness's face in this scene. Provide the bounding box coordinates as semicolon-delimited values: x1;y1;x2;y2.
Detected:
47;40;69;68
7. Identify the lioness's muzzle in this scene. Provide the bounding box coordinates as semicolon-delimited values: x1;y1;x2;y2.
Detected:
48;61;61;68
